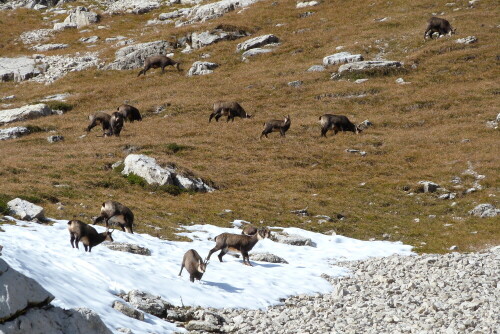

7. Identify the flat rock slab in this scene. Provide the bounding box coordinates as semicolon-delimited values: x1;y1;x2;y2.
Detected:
296;0;319;8
271;232;316;247
0;104;53;125
126;290;172;317
323;52;363;66
31;44;69;52
236;34;280;52
105;242;151;255
191;28;249;49
187;61;219;76
250;252;288;264
307;65;325;72
7;198;45;221
338;60;402;73
0;57;41;82
0;127;30;141
242;48;274;59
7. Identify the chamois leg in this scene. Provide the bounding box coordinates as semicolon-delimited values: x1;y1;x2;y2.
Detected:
280;128;286;137
217;247;228;262
125;225;133;234
86;119;98;132
70;234;76;248
74;237;80;249
206;246;221;261
178;264;184;276
321;127;328;137
189;274;195;283
209;112;216;122
161;66;166;74
242;250;252;266
138;65;150;77
215;114;222;122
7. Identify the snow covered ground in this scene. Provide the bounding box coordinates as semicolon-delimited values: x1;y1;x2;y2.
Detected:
0;218;413;333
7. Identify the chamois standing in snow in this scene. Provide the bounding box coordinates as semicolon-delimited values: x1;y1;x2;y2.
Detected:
92;201;135;234
206;228;271;266
260;115;291;139
67;220;114;252
209;101;252;122
137;55;181;76
179;249;208;282
319;114;362;137
424;17;456;39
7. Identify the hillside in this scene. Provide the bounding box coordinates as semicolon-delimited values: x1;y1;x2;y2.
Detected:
0;0;499;253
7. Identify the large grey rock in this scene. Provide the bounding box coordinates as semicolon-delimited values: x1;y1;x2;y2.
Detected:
185;320;221;332
122;154;215;192
31;43;69;52
187;61;219;76
191;28;249;49
242;48;273;59
106;0;161;14
338;60;402;73
180;0;261;25
7;198;45;221
236;34;280;52
469;204;500;218
250;252;288;264
307;65;325;72
323;52;363;66
0;258;54;322
30;52;100;84
158;9;189;20
0;57;41;82
20;29;54;44
105;40;170;70
53;22;78;31
0;104;53;125
271;232;316;247
112;301;144;321
127;290;172;317
105;242;151;256
0;127;30;141
63;7;99;28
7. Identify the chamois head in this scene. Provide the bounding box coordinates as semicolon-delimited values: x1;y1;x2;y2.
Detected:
256;227;271;240
198;259;209;273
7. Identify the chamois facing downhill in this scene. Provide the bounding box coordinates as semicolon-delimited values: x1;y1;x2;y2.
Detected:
137;55;181;76
117;104;142;122
92;201;135;234
260;115;291;139
206;228;271;266
209;101;252;122
86;111;112;136
110;112;124;136
424;17;456;39
179;249;208;282
67;220;114;252
319;114;362;137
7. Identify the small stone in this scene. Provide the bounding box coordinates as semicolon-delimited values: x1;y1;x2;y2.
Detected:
47;135;64;143
288;80;303;87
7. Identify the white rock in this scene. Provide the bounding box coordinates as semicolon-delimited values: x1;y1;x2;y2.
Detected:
53;22;77;30
323;52;363;66
20;29;54;44
418;181;440;193
0;104;53;125
106;0;161;14
242;48;273;59
180;0;262;25
7;198;45;220
187;61;219;76
236;34;280;52
79;36;99;43
31;43;69;52
338;60;403;73
31;52;100;84
191;29;248;49
0;127;30;141
105;40;170;70
307;65;325;72
468;204;499;218
296;0;319;8
47;135;64;143
355;79;368;84
63;6;99;28
0;57;41;82
456;36;478;44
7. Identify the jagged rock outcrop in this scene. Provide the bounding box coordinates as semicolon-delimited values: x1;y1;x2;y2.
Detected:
20;29;54;44
187;61;219;76
0;104;53;125
7;198;45;221
63;7;99;28
124;290;173;318
236;34;279;52
0;57;41;82
31;52;101;84
0;126;30;141
122;154;215;192
105;40;171;70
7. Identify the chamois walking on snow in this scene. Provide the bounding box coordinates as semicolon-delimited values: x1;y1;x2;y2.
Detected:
206;228;271;266
67;220;114;252
209;101;252;122
92;201;135;234
260;115;291;139
319;114;361;137
137;55;181;76
179;249;208;282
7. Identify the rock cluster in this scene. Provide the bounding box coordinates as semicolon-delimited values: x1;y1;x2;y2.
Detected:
30;52;101;83
105;40;171;70
469;204;499;218
187;61;219;76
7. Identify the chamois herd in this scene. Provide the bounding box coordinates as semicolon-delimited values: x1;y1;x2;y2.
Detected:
72;17;458;281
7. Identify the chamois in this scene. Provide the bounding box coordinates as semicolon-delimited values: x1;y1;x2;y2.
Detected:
260;115;291;139
67;220;114;252
86;111;112;135
319;114;361;137
206;228;271;266
137;55;181;76
241;225;257;236
110;112;124;136
179;249;208;282
92;201;134;234
209;101;251;122
424;17;456;39
117;104;142;122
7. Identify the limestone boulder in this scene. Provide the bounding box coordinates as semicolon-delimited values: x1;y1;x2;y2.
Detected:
469;204;500;218
31;44;69;52
0;57;41;82
106;0;161;14
456;36;477;44
271;232;316;247
105;242;151;256
242;48;273;59
7;198;45;221
63;7;100;28
307;65;325;72
126;290;173;317
0;127;30;141
323;52;363;66
105;40;171;70
250;252;288;264
187;61;219;76
112;301;144;321
338;60;402;74
0;104;53;125
417;181;440;193
191;28;249;49
236;34;280;52
180;0;261;25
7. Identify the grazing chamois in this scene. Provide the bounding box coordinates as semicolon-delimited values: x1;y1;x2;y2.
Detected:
179;249;208;282
209;101;252;122
260;115;291;139
67;220;114;252
117;104;142;122
137;55;181;76
241;225;257;236
86;111;112;135
110;112;124;136
206;228;271;266
424;17;456;39
319;114;361;137
92;201;134;234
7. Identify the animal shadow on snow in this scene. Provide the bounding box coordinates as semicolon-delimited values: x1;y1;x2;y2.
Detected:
202;281;244;293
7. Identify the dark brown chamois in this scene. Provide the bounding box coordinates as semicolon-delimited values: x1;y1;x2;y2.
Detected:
67;220;114;252
92;201;135;234
209;101;252;122
319;114;361;137
206;228;271;266
109;112;124;136
179;249;208;282
117;104;142;122
424;17;456;39
137;55;181;76
86;111;112;135
260;115;291;139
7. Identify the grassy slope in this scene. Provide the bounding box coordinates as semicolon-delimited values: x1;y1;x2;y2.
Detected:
0;0;498;252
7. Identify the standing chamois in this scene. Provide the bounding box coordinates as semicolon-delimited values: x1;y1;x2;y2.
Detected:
206;228;271;266
424;17;456;39
92;201;135;234
179;249;208;282
319;114;361;137
117;104;142;122
110;112;124;136
260;115;291;139
67;220;114;252
209;101;252;122
137;55;181;76
86;111;112;136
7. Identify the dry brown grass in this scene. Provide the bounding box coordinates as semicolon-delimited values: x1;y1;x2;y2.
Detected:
0;0;499;251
